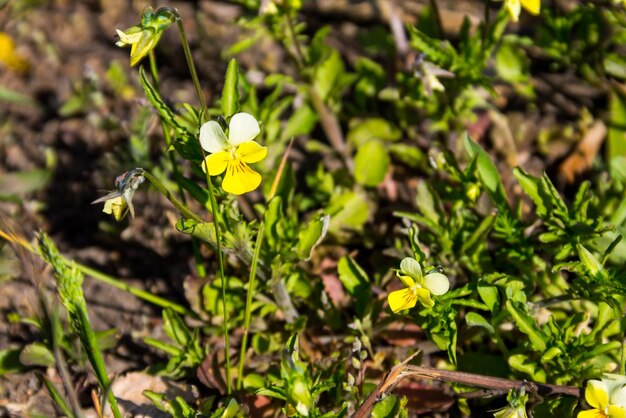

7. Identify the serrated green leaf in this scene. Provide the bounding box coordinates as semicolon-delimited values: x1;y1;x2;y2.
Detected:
505;300;548;352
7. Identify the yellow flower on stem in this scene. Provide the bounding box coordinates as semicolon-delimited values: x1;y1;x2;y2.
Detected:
200;112;267;195
115;6;175;67
579;374;626;418
387;257;450;313
504;0;540;22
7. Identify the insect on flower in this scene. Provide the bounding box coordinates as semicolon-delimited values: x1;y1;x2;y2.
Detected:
91;168;145;221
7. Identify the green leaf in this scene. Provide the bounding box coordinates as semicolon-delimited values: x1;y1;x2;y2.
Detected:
41;376;74;418
371;395;402;418
408;26;456;67
139;66;186;132
354;139;390;187
163;308;192;347
314;50;343;101
604;53;626;80
608;91;626;163
388;144;425;169
513;167;549;217
221;59;239;118
337;256;371;316
19;343;55;367
327;190;371;239
505;300;548;352
464;133;508;209
176;218;216;246
477;283;500;313
577;244;604;279
495;35;530;83
295;214;330;260
282;104;318;140
508;354;547;382
0;348;26;375
347;118;402;147
465;312;494;334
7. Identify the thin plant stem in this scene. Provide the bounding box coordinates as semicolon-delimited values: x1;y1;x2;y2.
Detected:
0;229;197;318
148;51;206;278
77;263;197;318
142;169;202;222
159;7;232;393
237;220;265;390
237;139;295;390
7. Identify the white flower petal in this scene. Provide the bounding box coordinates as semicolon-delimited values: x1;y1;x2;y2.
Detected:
400;257;422;280
228;112;260;146
423;272;450;295
200;121;229;153
611;384;626;406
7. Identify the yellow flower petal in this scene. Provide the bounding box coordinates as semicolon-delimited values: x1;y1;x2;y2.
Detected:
204;151;231;176
103;196;128;221
577;410;606;418
222;160;262;195
417;288;434;308
130;28;160;67
608;405;626;418
388;288;418;313
237;141;267;164
521;0;540;15
586;380;609;410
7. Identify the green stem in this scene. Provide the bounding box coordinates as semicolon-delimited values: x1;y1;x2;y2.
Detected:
160;7;231;393
148;52;206;278
141;169;202;222
158;7;206;111
205;176;231;394
76;308;122;418
237;220;265;390
76;263;197;318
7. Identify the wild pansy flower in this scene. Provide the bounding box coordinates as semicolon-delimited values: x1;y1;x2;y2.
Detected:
115;6;175;67
504;0;540;22
92;168;145;221
579;374;626;418
387;257;450;313
200;112;267;195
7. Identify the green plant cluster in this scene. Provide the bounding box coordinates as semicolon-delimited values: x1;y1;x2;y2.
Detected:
2;0;626;417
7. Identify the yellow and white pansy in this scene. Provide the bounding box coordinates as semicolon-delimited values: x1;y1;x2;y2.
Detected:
200;112;267;195
387;257;450;313
579;374;626;418
504;0;540;22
